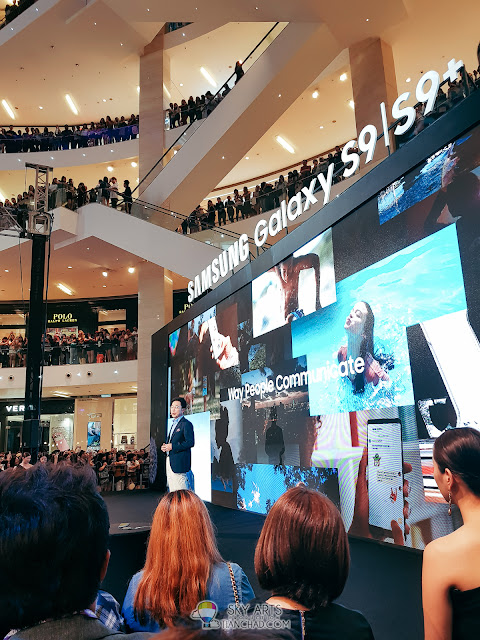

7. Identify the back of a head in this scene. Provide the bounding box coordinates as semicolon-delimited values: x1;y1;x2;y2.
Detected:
0;464;109;636
135;490;222;626
434;427;480;496
254;486;349;610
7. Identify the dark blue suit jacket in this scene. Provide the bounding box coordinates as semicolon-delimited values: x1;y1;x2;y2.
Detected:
168;416;194;473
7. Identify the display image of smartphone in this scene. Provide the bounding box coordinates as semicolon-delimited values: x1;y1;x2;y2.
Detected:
208;317;223;360
367;418;405;540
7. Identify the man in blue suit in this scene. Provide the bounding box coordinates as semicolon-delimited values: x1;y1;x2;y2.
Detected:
161;397;195;491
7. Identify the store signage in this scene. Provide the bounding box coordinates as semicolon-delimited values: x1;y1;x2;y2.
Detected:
48;312;78;324
6;405;25;413
187;57;464;303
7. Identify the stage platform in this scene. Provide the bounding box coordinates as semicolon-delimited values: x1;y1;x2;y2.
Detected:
102;490;423;640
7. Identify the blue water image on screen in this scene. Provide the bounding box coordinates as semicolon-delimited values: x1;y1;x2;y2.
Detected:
236;464;339;515
291;225;467;416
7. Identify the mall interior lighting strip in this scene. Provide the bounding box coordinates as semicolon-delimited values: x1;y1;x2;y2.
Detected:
275;135;295;154
200;67;217;88
65;94;78;116
1;100;15;120
57;283;73;296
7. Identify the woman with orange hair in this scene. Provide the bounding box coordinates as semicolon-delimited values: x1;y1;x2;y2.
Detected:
121;490;254;632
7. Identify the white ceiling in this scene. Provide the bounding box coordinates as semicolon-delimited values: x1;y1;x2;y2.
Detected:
0;235;188;302
0;0;478;207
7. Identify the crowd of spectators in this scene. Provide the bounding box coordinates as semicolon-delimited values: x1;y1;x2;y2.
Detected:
1;0;36;27
0;447;149;491
180;66;480;235
0;327;138;368
166;62;244;129
1;427;480;638
0;115;139;153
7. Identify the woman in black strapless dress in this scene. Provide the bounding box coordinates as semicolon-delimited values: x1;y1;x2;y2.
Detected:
422;428;480;640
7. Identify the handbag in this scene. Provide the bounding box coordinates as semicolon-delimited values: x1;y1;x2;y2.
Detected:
226;562;240;607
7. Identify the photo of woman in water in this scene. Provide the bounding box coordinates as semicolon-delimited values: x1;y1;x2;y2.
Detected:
337;301;390;393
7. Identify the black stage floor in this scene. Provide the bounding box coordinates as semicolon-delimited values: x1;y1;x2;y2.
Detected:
103;491;423;640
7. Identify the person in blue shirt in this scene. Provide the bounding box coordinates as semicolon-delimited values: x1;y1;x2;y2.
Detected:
122;490;254;632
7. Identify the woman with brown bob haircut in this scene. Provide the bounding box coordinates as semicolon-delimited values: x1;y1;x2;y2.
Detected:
121;490;254;632
423;427;480;640
253;486;374;639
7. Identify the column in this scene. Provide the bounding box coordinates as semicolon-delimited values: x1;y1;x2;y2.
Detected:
139;30;166;184
136;263;173;448
349;38;398;162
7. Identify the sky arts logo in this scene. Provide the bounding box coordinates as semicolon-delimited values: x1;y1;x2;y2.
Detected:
190;601;220;629
191;602;291;631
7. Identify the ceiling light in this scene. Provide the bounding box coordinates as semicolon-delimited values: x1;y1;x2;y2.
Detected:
312;90;319;99
39;106;43;109
221;156;225;159
1;100;15;120
102;271;108;277
110;149;114;153
137;86;140;93
200;66;217;88
82;153;86;156
245;156;249;160
131;161;137;167
366;18;369;21
348;99;355;109
182;32;185;36
120;42;123;46
102;98;107;102
319;125;324;129
57;283;73;296
128;267;135;274
4;269;9;273
278;93;281;97
107;165;113;172
406;77;411;83
275;135;295;154
179;83;183;87
65;94;78;115
67;265;72;269
103;285;107;288
339;73;348;82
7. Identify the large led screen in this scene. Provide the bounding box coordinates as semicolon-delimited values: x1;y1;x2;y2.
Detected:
165;123;480;549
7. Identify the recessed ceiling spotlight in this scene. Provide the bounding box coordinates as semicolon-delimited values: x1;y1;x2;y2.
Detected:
102;98;107;102
67;265;72;269
102;271;108;277
93;22;96;25
128;267;135;274
278;93;281;97
245;156;249;160
221;156;225;159
110;149;114;152
38;106;43;109
348;99;355;109
82;153;86;156
406;77;411;82
120;42;123;46
319;125;324;129
339;73;348;82
103;285;107;288
179;83;184;87
107;166;114;172
366;18;369;21
275;135;295;154
182;32;185;36
131;161;137;167
312;90;319;99
4;269;9;273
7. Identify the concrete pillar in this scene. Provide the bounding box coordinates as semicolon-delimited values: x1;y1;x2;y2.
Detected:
349;38;398;161
139;30;166;184
137;263;173;447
